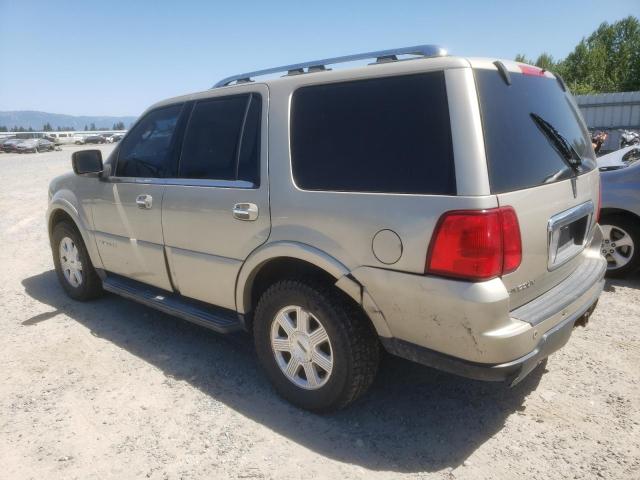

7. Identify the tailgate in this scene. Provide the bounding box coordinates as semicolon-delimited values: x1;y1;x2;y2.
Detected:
498;169;600;309
472;61;601;309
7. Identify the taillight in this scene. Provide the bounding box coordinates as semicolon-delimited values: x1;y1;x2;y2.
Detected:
426;207;522;281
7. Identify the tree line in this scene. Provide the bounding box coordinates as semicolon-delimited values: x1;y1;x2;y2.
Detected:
516;16;640;94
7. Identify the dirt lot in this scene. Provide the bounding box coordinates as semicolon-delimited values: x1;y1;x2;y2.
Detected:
0;145;639;479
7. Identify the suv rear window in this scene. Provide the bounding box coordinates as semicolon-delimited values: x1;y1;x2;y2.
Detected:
475;68;596;194
290;72;455;194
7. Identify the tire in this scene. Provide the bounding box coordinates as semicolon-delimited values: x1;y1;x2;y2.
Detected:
253;280;379;412
600;214;640;278
51;221;103;300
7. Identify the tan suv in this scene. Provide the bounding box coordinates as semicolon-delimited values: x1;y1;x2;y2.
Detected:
47;45;606;411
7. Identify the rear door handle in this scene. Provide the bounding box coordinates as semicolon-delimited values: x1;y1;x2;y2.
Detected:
136;194;153;209
233;203;258;221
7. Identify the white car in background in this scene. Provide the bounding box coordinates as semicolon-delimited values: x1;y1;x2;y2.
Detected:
45;132;76;145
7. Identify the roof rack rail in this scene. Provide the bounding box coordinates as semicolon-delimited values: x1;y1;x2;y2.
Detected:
213;44;447;88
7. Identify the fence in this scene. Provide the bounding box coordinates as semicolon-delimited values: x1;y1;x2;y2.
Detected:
575;91;640;152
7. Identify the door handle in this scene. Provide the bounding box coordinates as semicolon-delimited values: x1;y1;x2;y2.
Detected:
136;194;153;209
233;203;258;221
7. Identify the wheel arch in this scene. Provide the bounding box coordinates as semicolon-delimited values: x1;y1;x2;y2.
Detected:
600;208;640;224
48;206;77;234
48;198;104;270
235;242;392;337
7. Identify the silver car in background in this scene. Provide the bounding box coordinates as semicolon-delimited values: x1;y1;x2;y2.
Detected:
16;138;55;153
47;45;606;411
597;146;640;276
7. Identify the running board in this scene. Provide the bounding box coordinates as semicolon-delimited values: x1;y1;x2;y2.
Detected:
102;275;242;334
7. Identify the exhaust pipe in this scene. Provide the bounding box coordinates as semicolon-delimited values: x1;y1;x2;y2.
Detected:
574;301;598;328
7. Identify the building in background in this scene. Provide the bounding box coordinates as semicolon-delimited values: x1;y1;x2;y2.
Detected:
576;91;640;153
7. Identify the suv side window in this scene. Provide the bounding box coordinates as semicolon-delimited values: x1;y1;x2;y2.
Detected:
290;72;455;194
116;104;183;178
178;93;262;185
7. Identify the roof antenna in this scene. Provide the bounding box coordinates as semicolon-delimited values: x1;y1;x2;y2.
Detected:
493;61;512;86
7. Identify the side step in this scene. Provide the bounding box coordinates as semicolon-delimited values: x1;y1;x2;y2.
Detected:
102;275;242;334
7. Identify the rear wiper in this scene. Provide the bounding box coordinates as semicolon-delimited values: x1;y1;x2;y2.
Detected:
530;113;582;172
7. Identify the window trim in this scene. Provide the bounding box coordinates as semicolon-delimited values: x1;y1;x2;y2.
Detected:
105;176;256;189
288;71;456;195
174;92;262;188
112;102;186;181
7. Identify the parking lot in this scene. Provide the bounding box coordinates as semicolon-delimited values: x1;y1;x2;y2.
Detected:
0;145;639;479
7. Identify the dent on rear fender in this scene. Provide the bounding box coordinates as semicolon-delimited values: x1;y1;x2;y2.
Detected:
350;266;535;363
335;275;393;338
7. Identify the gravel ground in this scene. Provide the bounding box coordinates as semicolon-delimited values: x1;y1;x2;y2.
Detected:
0;145;639;480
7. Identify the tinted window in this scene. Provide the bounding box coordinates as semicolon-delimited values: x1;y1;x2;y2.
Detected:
291;72;455;194
116;104;182;177
475;69;596;193
237;95;262;185
179;94;261;184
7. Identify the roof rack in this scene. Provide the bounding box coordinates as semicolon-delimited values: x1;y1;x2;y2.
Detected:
213;44;447;88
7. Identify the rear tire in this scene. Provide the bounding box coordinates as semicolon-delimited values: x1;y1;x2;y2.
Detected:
253;280;379;412
600;214;640;277
51;221;103;300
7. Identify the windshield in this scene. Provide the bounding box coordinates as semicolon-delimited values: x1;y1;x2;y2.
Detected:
475;68;596;193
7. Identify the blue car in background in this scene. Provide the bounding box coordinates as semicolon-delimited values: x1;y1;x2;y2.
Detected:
598;146;640;277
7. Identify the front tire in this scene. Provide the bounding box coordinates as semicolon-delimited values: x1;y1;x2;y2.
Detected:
254;280;379;412
51;221;103;300
600;214;640;277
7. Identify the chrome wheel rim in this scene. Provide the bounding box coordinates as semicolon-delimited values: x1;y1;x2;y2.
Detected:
600;224;634;270
59;236;83;287
270;305;333;390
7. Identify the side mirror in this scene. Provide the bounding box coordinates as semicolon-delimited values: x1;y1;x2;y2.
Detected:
72;149;103;175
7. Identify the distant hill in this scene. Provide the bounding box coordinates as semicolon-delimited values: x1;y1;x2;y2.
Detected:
0;111;138;131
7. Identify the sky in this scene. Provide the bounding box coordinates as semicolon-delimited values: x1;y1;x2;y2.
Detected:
0;0;637;117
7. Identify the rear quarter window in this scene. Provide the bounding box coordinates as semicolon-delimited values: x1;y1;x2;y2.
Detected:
290;72;455;195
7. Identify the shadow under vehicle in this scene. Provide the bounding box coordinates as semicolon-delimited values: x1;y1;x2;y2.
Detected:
22;269;546;474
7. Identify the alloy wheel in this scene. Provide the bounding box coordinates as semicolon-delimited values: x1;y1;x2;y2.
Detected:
601;224;635;270
270;305;333;390
59;236;83;287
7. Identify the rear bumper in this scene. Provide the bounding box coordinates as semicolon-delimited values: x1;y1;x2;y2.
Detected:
381;280;602;385
353;228;606;373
